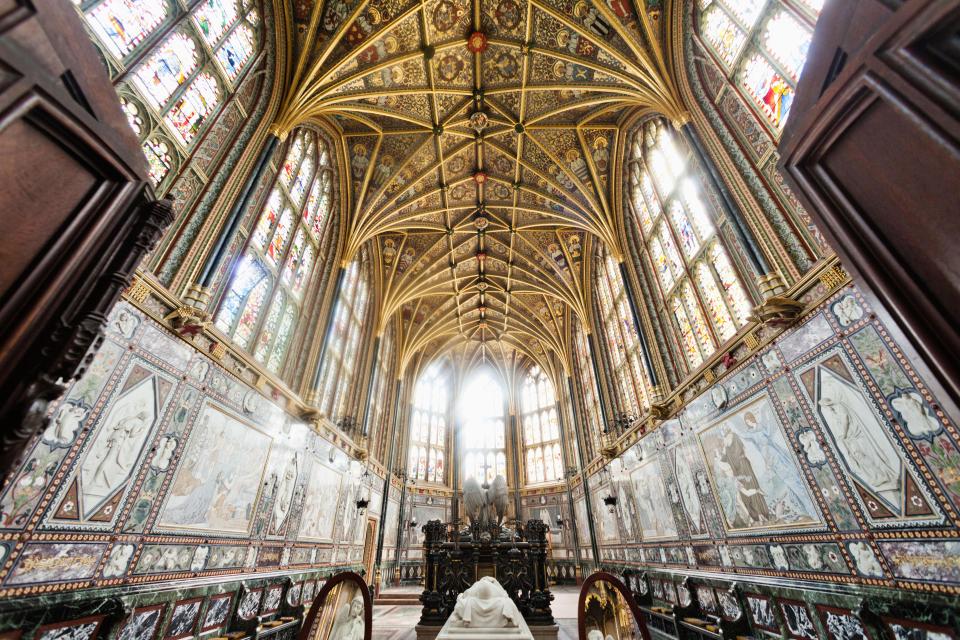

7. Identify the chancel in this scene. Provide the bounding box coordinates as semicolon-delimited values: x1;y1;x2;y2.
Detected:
0;0;958;638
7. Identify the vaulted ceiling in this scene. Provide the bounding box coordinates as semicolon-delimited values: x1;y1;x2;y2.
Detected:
271;0;688;375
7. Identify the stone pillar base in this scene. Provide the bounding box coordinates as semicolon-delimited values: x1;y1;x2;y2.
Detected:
529;624;559;640
416;625;443;640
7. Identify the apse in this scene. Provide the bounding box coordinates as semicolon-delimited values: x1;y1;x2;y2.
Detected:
1;0;959;638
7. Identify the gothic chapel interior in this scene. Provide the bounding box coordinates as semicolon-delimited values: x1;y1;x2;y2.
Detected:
0;0;959;638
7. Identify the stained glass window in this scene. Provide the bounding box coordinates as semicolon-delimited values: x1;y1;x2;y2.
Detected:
521;366;562;484
625;120;753;373
460;370;508;485
369;326;396;461
143;138;173;185
77;0;260;193
315;257;371;420
697;0;820;132
216;130;337;376
87;0;169;59
408;363;449;483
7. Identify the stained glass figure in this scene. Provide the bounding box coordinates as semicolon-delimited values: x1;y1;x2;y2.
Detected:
741;53;794;128
701;4;745;67
134;33;198;108
193;0;238;46
87;0;169;59
164;72;220;144
215;23;254;79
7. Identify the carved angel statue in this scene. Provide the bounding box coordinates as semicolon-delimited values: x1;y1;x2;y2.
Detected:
450;577;523;628
463;475;509;527
328;591;365;640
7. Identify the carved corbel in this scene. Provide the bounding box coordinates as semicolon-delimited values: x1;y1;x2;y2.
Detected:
749;296;806;327
164;305;211;336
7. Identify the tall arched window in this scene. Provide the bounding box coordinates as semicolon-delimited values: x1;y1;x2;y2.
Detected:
460;370;507;484
572;321;601;458
626;120;752;372
595;250;651;417
408;363;448;484
76;0;260;190
214;129;335;375
520;366;562;484
315;257;371;420
698;0;822;132
371;325;396;462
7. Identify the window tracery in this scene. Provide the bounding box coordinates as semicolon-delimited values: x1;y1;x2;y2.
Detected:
408;363;448;484
215;129;335;377
314;257;371;420
626;120;752;373
595;250;651;416
461;371;507;485
520;366;562;485
698;0;821;132
572;321;601;459
76;0;259;190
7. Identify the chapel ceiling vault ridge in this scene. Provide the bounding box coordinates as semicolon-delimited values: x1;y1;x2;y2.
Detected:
270;0;687;372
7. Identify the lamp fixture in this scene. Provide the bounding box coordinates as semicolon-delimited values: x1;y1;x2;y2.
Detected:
602;494;618;515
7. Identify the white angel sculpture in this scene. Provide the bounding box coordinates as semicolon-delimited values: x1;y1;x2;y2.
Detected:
328;591;365;640
462;475;509;527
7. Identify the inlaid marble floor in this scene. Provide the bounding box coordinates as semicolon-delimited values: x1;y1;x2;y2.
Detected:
372;585;580;640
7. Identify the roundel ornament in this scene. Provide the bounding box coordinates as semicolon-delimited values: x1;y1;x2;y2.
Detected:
466;31;489;54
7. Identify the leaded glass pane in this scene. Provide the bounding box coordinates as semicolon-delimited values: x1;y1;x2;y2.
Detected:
87;0;168;59
215;22;255;79
254;292;284;361
216;253;266;333
760;10;812;80
193;0;238;46
134;33;198;108
144;138;172;185
741;53;795;129
696;262;736;341
164;72;220;144
720;0;764;27
701;4;746;66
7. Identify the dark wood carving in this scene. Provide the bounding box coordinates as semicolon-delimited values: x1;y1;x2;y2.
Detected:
779;0;960;416
0;0;170;478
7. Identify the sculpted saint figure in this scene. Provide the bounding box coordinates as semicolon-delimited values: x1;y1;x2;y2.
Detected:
450;577;523;629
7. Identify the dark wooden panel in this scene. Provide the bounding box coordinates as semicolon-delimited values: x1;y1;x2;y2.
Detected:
820;94;960;308
0;0;172;478
0;118;98;295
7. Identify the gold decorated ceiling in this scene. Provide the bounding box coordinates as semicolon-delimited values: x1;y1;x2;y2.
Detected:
271;0;686;373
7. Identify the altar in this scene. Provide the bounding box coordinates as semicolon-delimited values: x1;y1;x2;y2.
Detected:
414;477;557;640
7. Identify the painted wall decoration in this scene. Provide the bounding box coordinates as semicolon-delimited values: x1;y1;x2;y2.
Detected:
698;395;820;532
0;301;380;602
629;457;677;540
158;404;272;535
591;285;960;597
